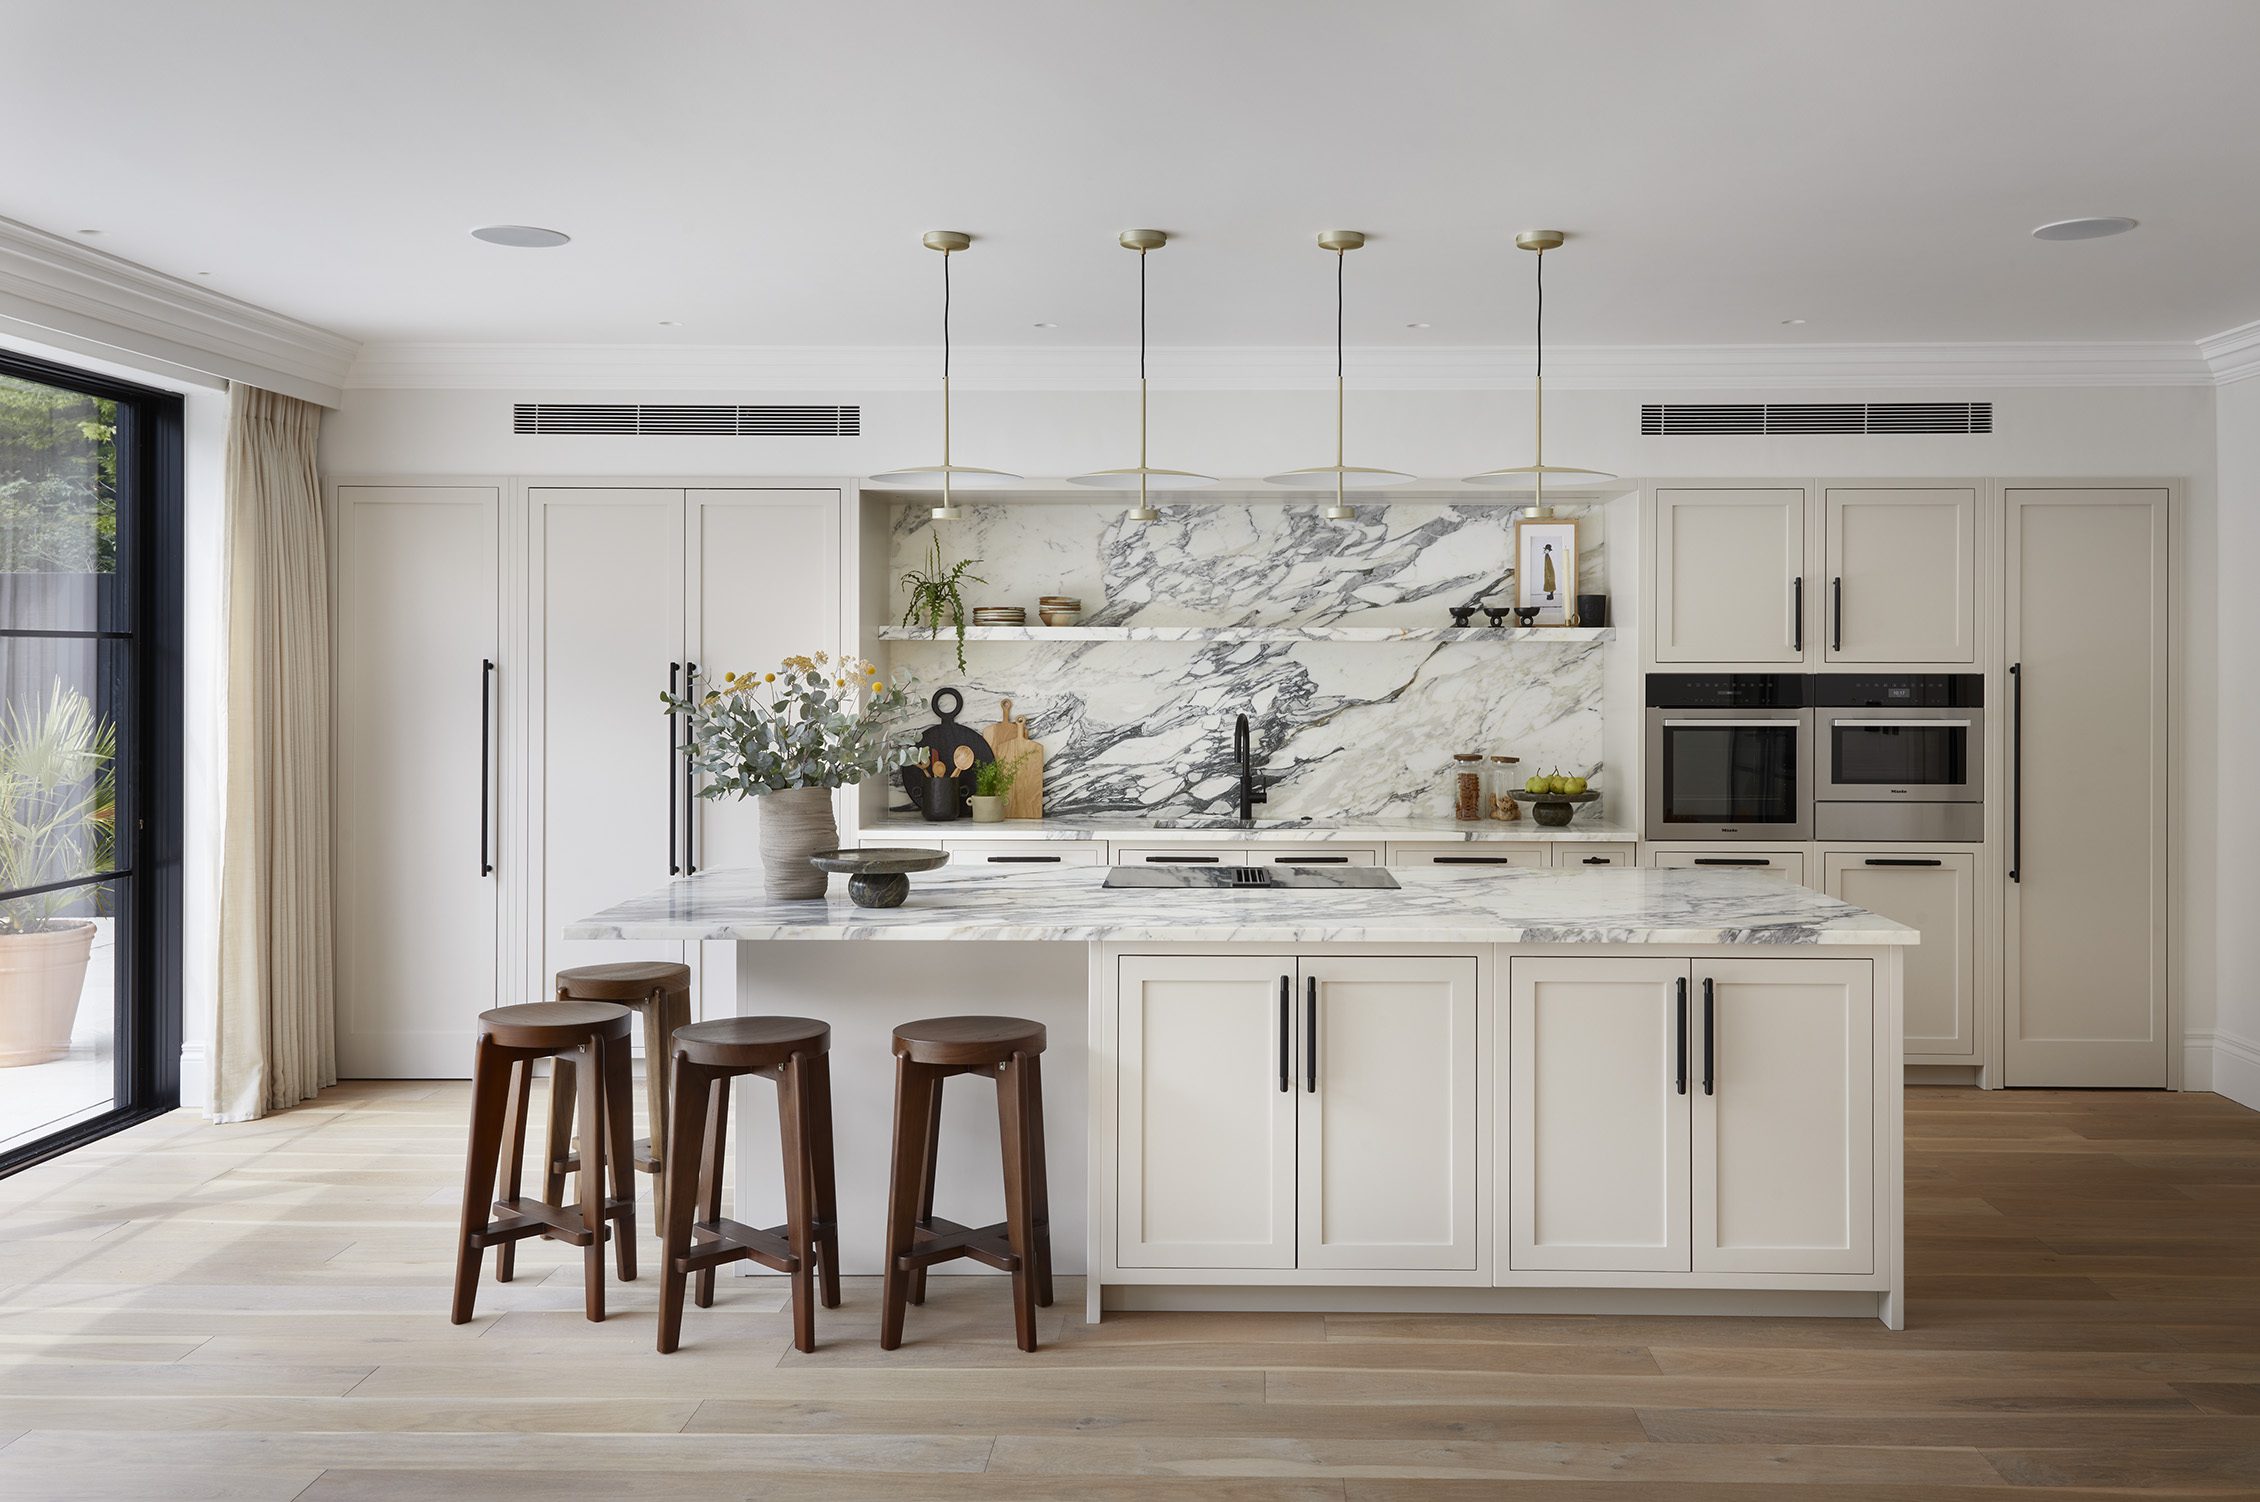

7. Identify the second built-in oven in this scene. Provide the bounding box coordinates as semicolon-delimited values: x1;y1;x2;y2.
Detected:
1645;674;1814;841
1814;674;1984;840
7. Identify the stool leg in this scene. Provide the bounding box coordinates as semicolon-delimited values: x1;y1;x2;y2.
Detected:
776;1054;817;1353
693;1075;730;1309
804;1051;842;1310
657;1051;710;1355
1024;1052;1054;1310
542;1054;576;1216
494;1057;534;1283
996;1053;1040;1353
880;1056;936;1350
576;1038;609;1322
907;1074;946;1306
601;1023;640;1282
638;993;669;1224
451;1036;514;1325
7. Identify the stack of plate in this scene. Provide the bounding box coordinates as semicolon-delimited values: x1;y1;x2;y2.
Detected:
972;606;1026;627
1039;594;1083;627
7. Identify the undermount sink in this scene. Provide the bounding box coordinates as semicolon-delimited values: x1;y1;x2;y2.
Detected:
1104;865;1400;891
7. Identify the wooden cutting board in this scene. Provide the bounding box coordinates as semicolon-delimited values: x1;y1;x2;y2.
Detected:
982;698;1045;820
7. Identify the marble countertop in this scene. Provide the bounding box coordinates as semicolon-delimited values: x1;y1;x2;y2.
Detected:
864;814;1635;844
568;865;1917;946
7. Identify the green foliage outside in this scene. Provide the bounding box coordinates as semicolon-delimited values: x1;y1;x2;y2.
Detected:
0;373;116;573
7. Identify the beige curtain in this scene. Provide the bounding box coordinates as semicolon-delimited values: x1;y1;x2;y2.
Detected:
212;386;335;1121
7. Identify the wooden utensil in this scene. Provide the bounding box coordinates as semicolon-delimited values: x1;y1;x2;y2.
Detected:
899;687;995;809
982;697;1046;820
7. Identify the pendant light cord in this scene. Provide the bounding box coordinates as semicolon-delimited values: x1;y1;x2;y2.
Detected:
1534;246;1543;385
1139;247;1148;382
1336;247;1345;381
942;248;952;384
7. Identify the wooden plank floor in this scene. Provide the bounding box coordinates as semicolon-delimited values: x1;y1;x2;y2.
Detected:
1;1083;2257;1500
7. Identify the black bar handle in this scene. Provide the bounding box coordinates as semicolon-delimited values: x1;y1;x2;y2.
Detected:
2009;662;2022;883
1435;855;1518;865
1278;976;1290;1093
1694;857;1771;867
1147;854;1221;863
1865;857;1943;867
1305;974;1317;1094
479;659;495;877
1675;976;1688;1096
986;855;1063;864
1702;977;1716;1096
1277;855;1351;864
1581;855;1614;866
683;661;698;874
1792;574;1804;653
667;662;682;876
1830;576;1843;653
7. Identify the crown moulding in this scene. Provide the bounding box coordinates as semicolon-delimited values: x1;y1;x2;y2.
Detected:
2199;318;2260;386
345;338;2227;392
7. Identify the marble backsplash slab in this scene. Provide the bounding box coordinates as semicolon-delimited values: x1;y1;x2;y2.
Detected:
881;501;1609;821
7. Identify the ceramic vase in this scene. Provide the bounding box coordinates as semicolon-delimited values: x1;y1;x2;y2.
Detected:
758;785;836;899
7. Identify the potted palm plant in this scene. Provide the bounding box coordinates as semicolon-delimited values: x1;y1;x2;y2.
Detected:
661;654;918;898
0;683;114;1067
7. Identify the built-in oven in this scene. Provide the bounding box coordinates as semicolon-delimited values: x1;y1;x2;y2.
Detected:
1814;674;1984;841
1645;674;1813;842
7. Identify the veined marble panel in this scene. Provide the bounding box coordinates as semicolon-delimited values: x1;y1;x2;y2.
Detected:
882;501;1610;821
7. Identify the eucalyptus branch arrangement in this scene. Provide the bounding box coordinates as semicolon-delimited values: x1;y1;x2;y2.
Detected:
899;534;985;673
659;653;919;796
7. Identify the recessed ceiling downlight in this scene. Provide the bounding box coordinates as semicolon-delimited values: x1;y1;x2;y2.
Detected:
470;224;571;248
2032;216;2137;242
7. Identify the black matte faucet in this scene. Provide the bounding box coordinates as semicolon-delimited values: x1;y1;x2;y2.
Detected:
1234;713;1263;823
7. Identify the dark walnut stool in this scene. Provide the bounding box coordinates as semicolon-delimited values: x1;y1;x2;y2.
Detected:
881;1015;1054;1353
552;961;694;1218
451;1001;638;1324
656;1016;841;1354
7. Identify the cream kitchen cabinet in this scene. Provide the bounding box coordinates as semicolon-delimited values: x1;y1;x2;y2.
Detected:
1385;842;1551;869
1502;955;1878;1279
1555;843;1636;868
872;838;1110;868
1822;850;1976;1059
1114;952;1480;1273
1652;487;1808;663
1646;846;1810;886
1822;487;1978;664
1250;845;1382;868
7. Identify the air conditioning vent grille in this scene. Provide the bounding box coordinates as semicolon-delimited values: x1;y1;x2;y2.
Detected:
1640;401;1992;436
512;403;862;436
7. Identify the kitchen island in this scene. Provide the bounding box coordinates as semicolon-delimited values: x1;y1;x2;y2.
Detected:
569;864;1915;1327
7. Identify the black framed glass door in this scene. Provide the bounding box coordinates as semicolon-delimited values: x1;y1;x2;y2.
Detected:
0;347;181;1174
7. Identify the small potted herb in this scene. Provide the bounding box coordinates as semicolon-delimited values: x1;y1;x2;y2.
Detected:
968;754;1018;823
899;534;985;673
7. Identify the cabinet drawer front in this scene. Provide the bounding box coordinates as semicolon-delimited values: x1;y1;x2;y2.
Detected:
1247;845;1382;867
1385;842;1550;870
1113;846;1248;867
1823;850;1976;1058
1554;843;1635;869
939;841;1109;866
1648;848;1809;885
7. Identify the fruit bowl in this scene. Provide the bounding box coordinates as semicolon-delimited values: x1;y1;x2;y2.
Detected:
1514;787;1599;827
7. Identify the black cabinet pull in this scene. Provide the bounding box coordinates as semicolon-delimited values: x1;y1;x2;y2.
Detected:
667;662;681;876
1305;975;1318;1094
1581;855;1613;866
1277;975;1290;1093
1830;576;1843;652
1435;855;1517;865
1792;575;1804;653
1694;857;1771;868
683;661;698;874
1675;977;1689;1095
479;659;495;877
1147;853;1220;863
985;855;1062;864
1277;855;1350;864
1864;857;1943;867
1702;977;1716;1096
2009;662;2022;884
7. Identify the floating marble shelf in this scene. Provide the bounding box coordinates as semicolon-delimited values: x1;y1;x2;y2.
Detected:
877;624;1615;644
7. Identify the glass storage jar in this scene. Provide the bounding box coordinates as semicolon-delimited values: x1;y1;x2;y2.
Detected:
1449;753;1486;822
1489;755;1523;820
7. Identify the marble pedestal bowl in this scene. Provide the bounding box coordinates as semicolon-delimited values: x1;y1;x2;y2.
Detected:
808;847;951;908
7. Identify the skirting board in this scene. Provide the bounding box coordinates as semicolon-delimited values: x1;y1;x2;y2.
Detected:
1101;1284;1889;1320
177;1043;209;1115
2201;1029;2260;1112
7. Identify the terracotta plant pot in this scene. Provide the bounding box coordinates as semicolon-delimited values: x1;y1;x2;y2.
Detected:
0;920;97;1068
968;795;1006;823
758;785;838;900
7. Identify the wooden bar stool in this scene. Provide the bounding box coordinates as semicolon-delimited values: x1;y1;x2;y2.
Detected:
552;961;694;1218
656;1016;841;1354
881;1015;1053;1353
451;1001;638;1324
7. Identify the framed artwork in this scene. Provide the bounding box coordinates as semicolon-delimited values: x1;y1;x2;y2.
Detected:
1513;517;1580;625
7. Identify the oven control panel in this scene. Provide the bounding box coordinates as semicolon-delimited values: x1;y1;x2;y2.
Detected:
1645;673;1811;709
1813;674;1983;708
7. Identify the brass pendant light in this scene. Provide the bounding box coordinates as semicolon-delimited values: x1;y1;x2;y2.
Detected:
867;230;1019;520
1264;230;1412;520
1069;229;1214;522
1464;230;1614;512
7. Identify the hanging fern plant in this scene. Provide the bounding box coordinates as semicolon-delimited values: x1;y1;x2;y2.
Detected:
899;533;985;673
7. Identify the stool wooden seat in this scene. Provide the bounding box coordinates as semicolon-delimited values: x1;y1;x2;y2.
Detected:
553;962;693;1219
657;1017;840;1354
452;1001;637;1324
882;1015;1053;1352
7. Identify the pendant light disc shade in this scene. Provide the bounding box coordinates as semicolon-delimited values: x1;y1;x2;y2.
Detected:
1067;466;1214;490
865;462;1020;490
1463;462;1616;489
1264;464;1416;489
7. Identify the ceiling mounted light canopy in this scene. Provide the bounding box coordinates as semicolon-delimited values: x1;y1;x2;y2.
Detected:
866;230;1019;520
2031;216;2138;241
1464;229;1614;510
469;224;571;248
1069;229;1214;523
1265;230;1412;520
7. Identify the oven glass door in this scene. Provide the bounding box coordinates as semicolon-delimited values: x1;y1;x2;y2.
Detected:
1826;719;1973;796
1658;721;1804;826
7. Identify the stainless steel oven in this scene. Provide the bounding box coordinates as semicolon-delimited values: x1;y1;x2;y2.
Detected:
1814;674;1984;840
1645;674;1813;841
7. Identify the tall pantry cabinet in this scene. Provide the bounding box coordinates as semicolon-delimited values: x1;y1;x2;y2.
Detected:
334;481;842;1077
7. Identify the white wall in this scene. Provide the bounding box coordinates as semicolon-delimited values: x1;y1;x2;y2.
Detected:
2212;377;2260;1109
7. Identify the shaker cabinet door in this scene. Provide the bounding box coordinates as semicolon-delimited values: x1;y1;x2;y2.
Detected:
1653;488;1808;663
1822;487;1978;664
1823;851;1976;1059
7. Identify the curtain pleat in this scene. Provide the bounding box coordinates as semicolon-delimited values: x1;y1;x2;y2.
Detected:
213;386;335;1122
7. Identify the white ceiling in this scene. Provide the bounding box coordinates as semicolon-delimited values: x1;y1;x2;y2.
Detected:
7;0;2259;352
